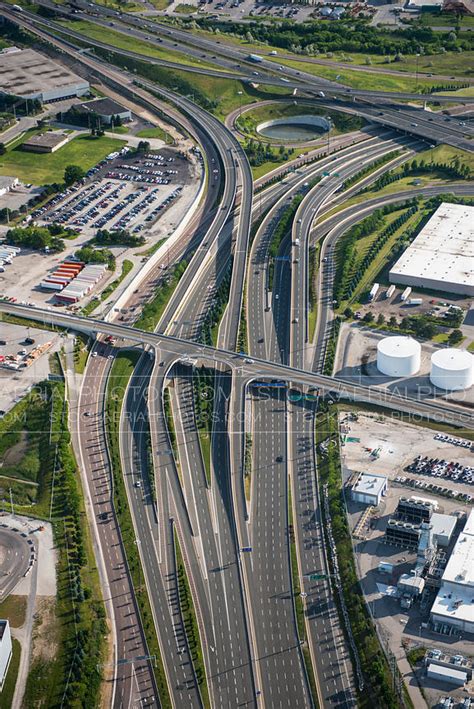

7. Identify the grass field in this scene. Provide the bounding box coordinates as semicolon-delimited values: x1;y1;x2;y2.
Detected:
0;595;27;627
0;133;126;186
271;57;465;94
58;19;223;72
1;638;20;708
136;126;173;143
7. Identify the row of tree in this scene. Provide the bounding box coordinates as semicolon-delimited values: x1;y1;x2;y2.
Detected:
366;156;471;193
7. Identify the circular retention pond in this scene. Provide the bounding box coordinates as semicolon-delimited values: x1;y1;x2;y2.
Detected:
256;115;330;142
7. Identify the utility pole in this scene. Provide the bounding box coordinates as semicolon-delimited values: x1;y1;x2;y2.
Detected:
9;488;14;516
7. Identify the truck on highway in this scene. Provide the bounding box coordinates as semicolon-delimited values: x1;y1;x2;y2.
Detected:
368;283;380;301
401;286;412;302
248;54;263;63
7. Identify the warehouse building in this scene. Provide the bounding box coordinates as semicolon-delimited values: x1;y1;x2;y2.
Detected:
0;620;12;691
351;472;387;506
74;97;132;125
0;48;89;103
389;203;474;297
21;132;70;154
430;510;474;634
426;663;467;686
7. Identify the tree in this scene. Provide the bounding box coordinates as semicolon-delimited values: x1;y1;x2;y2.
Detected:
136;140;150;154
0;142;6;156
363;312;374;323
377;313;385;326
343;307;353;319
448;329;463;345
64;164;85;186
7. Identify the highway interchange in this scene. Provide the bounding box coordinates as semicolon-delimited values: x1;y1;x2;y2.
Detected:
1;4;473;707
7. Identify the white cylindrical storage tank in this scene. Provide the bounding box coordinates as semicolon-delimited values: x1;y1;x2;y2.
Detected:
377;336;421;377
430;349;473;391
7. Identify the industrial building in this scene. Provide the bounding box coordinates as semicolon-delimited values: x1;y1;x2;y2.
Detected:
0;176;19;197
385;519;421;549
376;336;421;377
0;48;89;103
21;132;70;154
0;620;12;691
397;496;435;523
351;472;387;506
74;97;132;125
430;513;457;548
430;510;474;634
430;348;473;391
389;203;474;297
426;663;467;686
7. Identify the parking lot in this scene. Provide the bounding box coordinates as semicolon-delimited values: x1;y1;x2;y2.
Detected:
0;145;202;309
34;147;194;237
340;411;474;503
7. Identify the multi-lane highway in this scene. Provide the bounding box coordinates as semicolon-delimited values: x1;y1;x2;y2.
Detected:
2;7;473;707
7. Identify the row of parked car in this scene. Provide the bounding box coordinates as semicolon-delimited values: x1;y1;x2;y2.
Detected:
434;433;472;450
394;474;472;504
105;170;171;185
132;186;183;233
49;181;125;227
407;456;474;485
114;188;159;231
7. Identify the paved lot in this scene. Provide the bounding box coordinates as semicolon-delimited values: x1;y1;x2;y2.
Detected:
340;411;474;706
0;146;201;309
335;322;474;407
339;411;474;498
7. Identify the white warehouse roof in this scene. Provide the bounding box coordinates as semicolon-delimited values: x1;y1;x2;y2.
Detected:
389;203;474;296
430;510;474;629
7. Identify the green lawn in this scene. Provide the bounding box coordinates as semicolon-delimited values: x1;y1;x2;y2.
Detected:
1;638;20;708
58;19;222;71
0;133;126;186
0;595;27;627
270;57;466;93
136;126;173;143
175;2;198;12
416;144;474;172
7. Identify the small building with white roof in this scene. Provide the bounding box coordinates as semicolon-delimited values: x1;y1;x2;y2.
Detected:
351;472;387;506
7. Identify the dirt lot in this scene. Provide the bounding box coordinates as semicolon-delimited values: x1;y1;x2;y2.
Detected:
335;322;474;407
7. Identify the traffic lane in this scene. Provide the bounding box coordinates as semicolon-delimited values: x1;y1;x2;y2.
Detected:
122;359;202;707
290;401;356;707
249;390;311;707
0;528;31;598
79;350;157;708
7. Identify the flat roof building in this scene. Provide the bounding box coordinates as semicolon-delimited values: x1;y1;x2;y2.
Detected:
0;620;12;691
21;131;70;154
426;663;467;686
351;472;387;506
74;97;132;125
430;510;474;634
389;203;474;297
430;513;457;548
0;48;89;103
